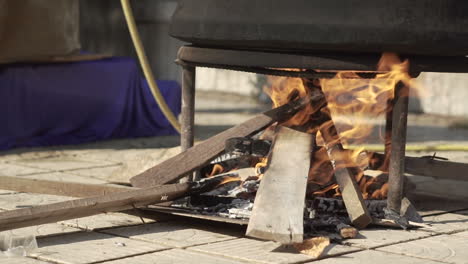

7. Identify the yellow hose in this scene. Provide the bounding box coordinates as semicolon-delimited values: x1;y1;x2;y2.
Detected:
120;0;181;133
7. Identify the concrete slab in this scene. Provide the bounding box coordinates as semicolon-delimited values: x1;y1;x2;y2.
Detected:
31;231;168;264
67;165;123;182
452;230;468;238
103;221;238;248
0;163;50;176
308;249;442;264
107;147;180;184
59;212;156;231
343;228;432;249
12;155;116;172
21;172;109;185
104;248;247;264
0;256;51;264
188;238;361;264
421;210;468;234
0;192;72;210
378;234;468;264
0;221;80;239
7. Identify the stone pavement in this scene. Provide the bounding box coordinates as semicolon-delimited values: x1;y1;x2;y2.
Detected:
1;91;468;263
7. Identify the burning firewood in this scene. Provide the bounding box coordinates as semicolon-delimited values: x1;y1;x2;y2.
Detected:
246;126;314;244
130;93;321;187
301;79;372;229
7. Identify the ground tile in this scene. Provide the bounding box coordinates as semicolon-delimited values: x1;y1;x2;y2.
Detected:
67;165;122;182
379;234;468;264
188;238;361;264
31;231;168;264
0;163;50;176
308;249;442;264
103;248;247;264
12;156;115;172
0;192;72;210
59;212;156;231
452;230;468;238
0;256;51;264
0;222;80;238
22;171;109;185
103;221;237;248
421;210;468;234
343;228;432;249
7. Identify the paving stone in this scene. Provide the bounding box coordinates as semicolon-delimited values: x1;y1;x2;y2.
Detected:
59;212;156;231
452;230;468;238
0;256;51;264
104;248;247;264
67;165;123;182
343;228;432;249
31;231;168;264
22;172;109;185
421;210;468;234
107;147;180;183
378;234;468;264
188;238;361;264
0;163;50;176
0;192;72;210
12;156;115;172
103;221;238;248
0;222;80;239
0;207;81;239
308;249;442;264
0;189;17;195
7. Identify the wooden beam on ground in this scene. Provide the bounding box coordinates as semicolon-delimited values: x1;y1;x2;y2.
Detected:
246;126;313;244
0;176;134;197
0;183;190;232
131;94;321;187
369;152;468;181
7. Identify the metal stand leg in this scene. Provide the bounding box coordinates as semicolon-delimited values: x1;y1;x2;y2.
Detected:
181;65;195;152
179;65;197;182
387;82;409;213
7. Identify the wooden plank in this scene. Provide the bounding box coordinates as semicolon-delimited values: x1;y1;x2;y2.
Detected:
246;126;313;244
326;145;372;229
302;80;371;229
0;183;190;232
369;152;468;181
0;176;134;197
130;95;319;187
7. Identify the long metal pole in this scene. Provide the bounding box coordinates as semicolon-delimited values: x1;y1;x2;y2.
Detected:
387;82;410;213
181;65;196;151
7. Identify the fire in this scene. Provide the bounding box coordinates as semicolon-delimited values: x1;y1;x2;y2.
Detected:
262;53;414;199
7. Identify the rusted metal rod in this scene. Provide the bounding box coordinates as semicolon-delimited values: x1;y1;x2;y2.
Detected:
387;82;409;213
181;65;196;152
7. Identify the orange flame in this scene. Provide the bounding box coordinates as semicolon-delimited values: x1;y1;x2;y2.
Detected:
261;53;415;199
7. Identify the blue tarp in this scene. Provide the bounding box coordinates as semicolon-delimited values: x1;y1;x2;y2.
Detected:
0;57;181;150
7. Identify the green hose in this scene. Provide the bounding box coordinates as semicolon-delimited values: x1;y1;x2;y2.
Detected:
120;0;181;133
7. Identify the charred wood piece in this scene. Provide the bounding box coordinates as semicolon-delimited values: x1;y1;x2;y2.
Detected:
302;79;372;229
131;94;320;187
225;137;272;157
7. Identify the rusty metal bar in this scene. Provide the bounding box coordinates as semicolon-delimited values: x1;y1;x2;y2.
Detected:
387;82;410;213
181;65;196;152
181;65;197;182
